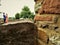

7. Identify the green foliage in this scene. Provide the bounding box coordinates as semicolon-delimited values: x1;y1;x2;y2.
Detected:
29;13;35;19
9;17;15;20
22;6;30;11
15;13;20;19
20;6;34;19
15;6;35;20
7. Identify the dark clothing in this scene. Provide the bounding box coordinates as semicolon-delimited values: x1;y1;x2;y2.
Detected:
3;15;6;23
3;15;6;19
4;19;6;23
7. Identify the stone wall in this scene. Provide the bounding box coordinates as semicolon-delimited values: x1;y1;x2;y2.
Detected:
40;0;60;14
0;22;38;45
34;0;60;45
35;0;60;14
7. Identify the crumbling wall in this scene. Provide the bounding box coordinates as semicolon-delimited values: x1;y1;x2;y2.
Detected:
0;22;38;45
34;0;60;45
39;0;60;14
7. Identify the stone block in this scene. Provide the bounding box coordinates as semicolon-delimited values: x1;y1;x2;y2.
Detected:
38;30;49;43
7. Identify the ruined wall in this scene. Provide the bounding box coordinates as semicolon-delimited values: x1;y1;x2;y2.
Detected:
34;0;60;45
39;0;60;14
0;22;38;45
35;0;60;14
34;0;60;30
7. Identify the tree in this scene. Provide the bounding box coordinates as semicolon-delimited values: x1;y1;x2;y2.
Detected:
28;12;35;19
15;13;20;19
20;6;34;19
9;17;15;20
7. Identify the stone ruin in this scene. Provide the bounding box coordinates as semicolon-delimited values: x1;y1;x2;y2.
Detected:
39;0;60;14
34;0;60;31
34;0;60;45
35;0;60;14
0;22;38;45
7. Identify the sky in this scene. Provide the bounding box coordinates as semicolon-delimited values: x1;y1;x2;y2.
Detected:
0;0;35;18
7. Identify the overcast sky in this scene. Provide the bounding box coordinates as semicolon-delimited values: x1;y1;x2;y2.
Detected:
0;0;35;18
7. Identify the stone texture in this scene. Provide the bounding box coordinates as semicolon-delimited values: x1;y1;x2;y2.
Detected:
0;22;38;45
38;30;49;43
34;15;52;21
39;0;60;14
34;14;59;23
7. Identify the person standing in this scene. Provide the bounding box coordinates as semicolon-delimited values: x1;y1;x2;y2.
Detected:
5;13;8;23
3;13;6;23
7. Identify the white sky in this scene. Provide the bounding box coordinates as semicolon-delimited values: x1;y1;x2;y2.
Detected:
0;0;35;18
